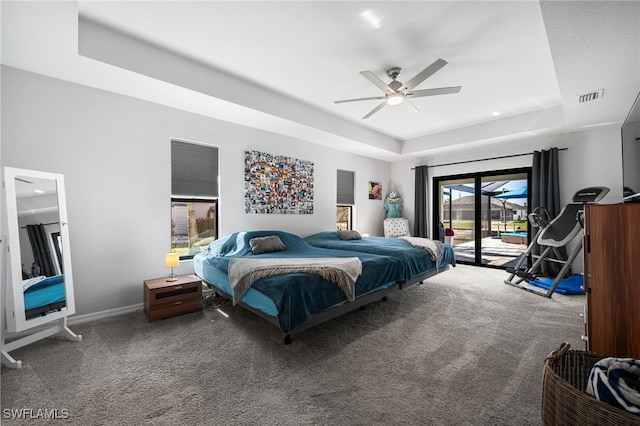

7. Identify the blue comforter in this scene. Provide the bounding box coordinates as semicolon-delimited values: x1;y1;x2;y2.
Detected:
24;274;65;312
193;230;405;333
304;231;456;282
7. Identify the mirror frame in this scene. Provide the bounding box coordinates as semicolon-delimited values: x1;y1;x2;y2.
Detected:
3;167;76;332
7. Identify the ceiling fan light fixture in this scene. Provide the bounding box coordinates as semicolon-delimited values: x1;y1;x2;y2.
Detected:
335;59;460;119
387;94;404;106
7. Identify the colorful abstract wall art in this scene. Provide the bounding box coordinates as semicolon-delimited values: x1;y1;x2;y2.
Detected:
244;150;314;214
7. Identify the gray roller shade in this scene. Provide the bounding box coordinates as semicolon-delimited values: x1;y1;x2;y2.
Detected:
171;140;219;197
337;170;354;204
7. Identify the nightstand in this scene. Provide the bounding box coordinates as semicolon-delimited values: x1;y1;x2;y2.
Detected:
144;274;203;321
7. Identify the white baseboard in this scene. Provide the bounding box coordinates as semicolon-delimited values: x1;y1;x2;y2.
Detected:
3;304;143;344
67;303;143;326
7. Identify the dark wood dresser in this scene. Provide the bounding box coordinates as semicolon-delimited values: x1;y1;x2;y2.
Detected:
583;203;640;358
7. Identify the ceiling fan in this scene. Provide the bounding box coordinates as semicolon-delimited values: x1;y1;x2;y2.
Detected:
335;58;461;119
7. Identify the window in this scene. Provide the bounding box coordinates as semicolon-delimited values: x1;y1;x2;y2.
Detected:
336;205;353;230
337;170;354;230
171;140;219;259
171;199;218;259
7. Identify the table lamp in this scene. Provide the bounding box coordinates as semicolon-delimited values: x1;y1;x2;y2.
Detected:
165;253;179;282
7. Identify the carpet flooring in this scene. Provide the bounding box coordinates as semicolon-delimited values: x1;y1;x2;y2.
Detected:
1;265;586;425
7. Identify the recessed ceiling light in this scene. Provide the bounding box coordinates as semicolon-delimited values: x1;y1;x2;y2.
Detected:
34;189;44;194
359;10;382;29
491;111;501;117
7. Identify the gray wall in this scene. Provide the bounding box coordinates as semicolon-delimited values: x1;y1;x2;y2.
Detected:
1;66;391;317
392;125;624;273
2;65;627;317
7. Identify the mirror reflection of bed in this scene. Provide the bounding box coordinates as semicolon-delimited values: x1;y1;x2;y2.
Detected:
1;168;81;369
16;176;66;320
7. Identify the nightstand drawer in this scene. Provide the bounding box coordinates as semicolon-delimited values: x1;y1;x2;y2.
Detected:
146;298;202;321
149;293;201;311
148;282;200;303
144;275;203;321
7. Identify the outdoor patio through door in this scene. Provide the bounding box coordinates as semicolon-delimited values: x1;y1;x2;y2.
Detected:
434;168;531;268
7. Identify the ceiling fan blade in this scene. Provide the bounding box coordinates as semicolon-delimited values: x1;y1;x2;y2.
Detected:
362;101;387;119
335;95;386;104
401;99;420;115
407;86;462;98
360;70;395;93
400;58;448;92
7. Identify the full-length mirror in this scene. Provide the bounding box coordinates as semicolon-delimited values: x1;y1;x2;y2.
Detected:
3;167;76;332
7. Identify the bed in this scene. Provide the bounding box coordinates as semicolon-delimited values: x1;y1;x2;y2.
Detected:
304;231;456;287
23;275;66;320
194;230;412;343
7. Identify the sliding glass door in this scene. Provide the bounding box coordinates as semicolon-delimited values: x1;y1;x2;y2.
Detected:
434;168;531;268
439;177;476;263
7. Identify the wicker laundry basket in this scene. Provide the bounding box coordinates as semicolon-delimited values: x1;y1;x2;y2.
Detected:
542;343;640;425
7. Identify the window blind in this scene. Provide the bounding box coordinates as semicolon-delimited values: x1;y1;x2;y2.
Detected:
337;170;355;205
171;140;219;197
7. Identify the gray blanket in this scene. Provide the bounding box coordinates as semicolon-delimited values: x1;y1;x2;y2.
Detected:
399;236;445;265
228;257;363;305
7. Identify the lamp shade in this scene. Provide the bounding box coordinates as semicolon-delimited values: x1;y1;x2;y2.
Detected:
165;253;179;268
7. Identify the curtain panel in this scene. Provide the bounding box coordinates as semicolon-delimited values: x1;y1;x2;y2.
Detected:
26;224;56;277
532;148;561;218
414;166;429;238
531;148;567;277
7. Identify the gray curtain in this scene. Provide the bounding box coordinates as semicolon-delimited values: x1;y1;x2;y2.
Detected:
414;166;429;237
26;224;56;277
532;148;561;218
531;148;566;277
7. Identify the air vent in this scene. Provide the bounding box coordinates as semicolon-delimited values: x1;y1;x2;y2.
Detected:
577;89;604;103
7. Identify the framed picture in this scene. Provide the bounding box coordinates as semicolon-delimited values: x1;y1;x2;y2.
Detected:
368;181;382;200
244;150;314;214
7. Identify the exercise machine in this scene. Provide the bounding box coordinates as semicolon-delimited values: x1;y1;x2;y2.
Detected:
504;206;553;283
505;187;610;297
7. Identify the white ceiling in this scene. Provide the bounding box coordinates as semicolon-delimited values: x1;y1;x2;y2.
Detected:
2;1;639;162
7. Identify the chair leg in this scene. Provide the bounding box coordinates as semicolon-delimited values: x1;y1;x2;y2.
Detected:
543;242;583;297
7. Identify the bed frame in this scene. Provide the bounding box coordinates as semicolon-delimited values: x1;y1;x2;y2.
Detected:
25;301;67;320
207;266;449;344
